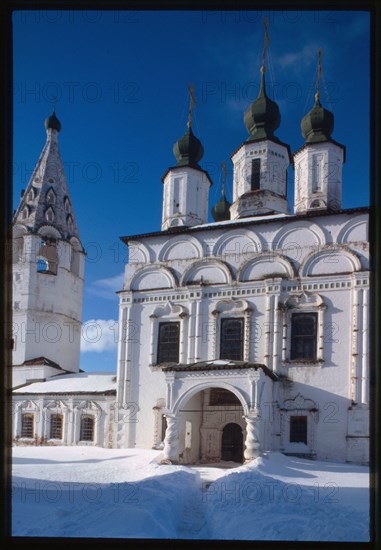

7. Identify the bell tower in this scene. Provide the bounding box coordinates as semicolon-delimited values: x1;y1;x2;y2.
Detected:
293;50;345;214
230;19;292;220
12;112;85;386
161;85;213;230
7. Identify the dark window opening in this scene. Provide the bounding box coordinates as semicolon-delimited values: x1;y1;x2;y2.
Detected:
80;416;94;442
289;415;308;444
21;414;34;438
157;322;180;364
251;159;261;191
50;414;63;439
209;388;241;406
220;318;244;361
290;312;317;360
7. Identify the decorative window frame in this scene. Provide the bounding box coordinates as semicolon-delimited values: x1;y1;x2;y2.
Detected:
149;301;189;366
14;400;40;442
43;400;69;443
280;291;326;365
279;394;319;456
74;400;103;446
20;413;35;439
211;299;253;362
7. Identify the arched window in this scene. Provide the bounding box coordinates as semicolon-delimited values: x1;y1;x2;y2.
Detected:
50;414;63;439
21;414;34;438
21;206;29;220
80;415;94;442
36;237;58;275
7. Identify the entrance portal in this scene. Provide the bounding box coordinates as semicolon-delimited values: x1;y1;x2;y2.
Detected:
221;423;243;463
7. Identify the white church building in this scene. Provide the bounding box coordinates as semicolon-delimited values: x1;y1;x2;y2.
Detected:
11;47;370;465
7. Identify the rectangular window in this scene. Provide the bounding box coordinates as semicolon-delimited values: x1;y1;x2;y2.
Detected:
220;318;244;361
290;312;317;360
312;154;323;192
209;388;241;406
50;414;63;439
21;414;34;438
80;416;94;442
289;415;308;444
251;159;261;191
157;322;180;364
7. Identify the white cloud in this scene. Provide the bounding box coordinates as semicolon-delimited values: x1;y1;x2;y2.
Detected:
81;319;118;353
277;43;321;71
87;272;124;300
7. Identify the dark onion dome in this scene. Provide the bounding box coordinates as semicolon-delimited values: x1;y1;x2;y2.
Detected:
301;92;334;143
173;126;204;168
244;66;280;141
211;190;231;222
44;110;62;132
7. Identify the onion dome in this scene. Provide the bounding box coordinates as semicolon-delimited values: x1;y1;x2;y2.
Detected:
211;190;231;222
244;66;280;141
44;110;61;132
301;92;334;143
173;126;204;168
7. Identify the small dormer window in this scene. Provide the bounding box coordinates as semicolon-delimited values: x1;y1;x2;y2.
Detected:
45;207;55;222
64;197;71;214
27;188;35;202
21;206;29;220
67;215;74;233
46;188;56;205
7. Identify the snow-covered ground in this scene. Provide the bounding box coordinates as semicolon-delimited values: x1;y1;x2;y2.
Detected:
12;446;370;541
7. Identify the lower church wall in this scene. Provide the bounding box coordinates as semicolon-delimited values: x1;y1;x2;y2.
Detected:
12;394;116;448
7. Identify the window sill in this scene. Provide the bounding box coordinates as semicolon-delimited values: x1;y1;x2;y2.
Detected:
283;359;324;367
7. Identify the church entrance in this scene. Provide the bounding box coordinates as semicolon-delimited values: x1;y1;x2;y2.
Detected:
221;423;244;463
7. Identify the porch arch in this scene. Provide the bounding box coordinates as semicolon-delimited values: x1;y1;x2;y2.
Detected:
171;381;250;417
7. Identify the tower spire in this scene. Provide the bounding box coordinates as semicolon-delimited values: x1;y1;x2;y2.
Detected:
221;160;227;196
187;83;196;129
315;48;322;102
261;16;270;70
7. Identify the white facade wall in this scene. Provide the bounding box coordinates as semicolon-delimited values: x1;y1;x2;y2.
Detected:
117;209;369;463
294;141;344;213
162;167;212;229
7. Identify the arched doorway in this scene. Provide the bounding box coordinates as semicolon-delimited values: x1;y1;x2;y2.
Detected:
221;423;244;463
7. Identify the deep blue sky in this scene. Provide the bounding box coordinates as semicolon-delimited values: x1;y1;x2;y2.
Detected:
13;10;370;372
